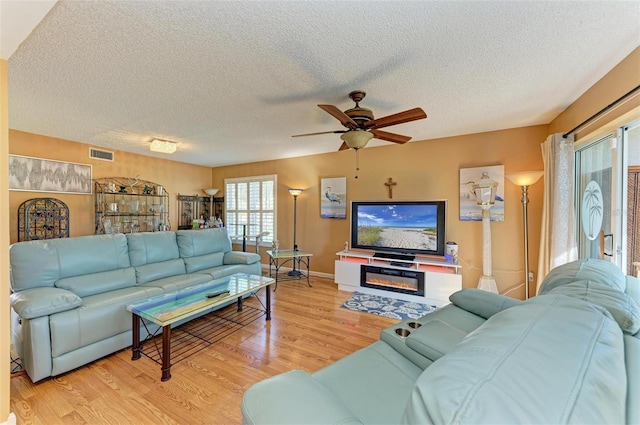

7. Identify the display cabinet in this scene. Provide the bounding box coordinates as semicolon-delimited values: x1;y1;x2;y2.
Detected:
177;194;224;229
94;177;170;234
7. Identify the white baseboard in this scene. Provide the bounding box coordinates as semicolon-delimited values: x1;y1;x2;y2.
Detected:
1;413;16;425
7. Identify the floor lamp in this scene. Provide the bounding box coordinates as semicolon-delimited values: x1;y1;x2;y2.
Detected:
473;171;499;293
506;171;544;300
203;188;219;222
288;188;303;276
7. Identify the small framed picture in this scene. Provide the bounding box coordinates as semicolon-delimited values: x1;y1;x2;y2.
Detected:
320;177;347;219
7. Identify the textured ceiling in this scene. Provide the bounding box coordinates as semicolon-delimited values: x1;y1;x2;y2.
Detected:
6;1;640;167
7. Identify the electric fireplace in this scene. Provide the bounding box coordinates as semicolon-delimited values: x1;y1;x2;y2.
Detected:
360;265;425;296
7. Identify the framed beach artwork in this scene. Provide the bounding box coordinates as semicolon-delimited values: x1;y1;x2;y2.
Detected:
9;155;93;194
459;165;505;222
320;177;347;219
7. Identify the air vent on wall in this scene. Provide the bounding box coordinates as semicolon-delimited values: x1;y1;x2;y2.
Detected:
89;148;114;162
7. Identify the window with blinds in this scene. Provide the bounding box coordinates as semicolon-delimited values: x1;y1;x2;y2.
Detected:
225;175;276;245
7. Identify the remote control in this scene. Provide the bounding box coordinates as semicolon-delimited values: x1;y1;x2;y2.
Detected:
205;289;230;298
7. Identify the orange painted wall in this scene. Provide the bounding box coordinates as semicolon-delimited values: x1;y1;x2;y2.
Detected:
212;125;548;298
549;47;640;137
9;125;546;299
8;130;213;243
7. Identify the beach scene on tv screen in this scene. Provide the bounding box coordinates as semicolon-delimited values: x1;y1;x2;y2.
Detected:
357;204;438;251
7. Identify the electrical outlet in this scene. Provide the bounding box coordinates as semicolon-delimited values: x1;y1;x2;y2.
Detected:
528;272;534;282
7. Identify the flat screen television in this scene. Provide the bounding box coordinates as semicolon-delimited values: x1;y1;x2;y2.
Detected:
350;200;446;259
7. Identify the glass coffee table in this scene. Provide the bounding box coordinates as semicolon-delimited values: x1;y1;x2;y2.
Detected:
127;273;274;381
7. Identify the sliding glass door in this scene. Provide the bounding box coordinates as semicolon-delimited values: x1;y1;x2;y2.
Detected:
575;119;640;274
576;135;616;263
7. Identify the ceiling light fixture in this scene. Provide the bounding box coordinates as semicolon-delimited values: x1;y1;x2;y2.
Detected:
149;138;177;154
341;130;374;179
340;130;373;150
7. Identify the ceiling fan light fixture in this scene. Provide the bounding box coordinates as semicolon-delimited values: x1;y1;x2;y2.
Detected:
150;138;177;154
341;130;373;150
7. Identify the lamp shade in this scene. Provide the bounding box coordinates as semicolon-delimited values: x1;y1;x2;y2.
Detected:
288;188;303;197
472;171;498;206
506;171;544;187
340;130;374;150
203;188;219;196
150;138;177;154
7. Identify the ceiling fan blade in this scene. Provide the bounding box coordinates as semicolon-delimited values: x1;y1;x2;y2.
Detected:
364;107;427;129
338;142;350;151
318;104;358;129
292;130;346;138
370;129;411;144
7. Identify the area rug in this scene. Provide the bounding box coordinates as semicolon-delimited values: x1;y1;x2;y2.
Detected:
341;292;437;321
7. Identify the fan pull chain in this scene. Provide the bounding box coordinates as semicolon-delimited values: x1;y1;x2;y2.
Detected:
355;149;360;179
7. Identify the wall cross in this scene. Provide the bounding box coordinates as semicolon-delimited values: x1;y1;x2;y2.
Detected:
385;178;397;199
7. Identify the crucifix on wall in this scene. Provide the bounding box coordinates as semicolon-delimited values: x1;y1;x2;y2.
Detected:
385;178;397;199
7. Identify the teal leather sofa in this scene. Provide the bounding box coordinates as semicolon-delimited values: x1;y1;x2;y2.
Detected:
10;228;261;383
242;259;640;424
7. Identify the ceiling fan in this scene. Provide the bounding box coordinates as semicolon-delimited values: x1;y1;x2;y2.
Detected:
292;90;427;151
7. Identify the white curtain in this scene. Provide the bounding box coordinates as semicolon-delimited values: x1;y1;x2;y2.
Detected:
536;133;578;293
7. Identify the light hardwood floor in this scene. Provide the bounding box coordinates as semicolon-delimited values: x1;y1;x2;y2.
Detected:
10;276;396;424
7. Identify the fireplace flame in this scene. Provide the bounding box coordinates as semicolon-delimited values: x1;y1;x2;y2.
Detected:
366;277;417;292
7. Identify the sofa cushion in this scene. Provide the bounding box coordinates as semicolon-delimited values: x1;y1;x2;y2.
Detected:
626;275;640;305
539;258;626;294
625;334;640;424
134;258;187;284
140;273;212;293
548;279;640;334
56;234;132;277
126;232;180;266
313;340;423;424
49;285;163;357
197;263;262;280
55;268;137;298
224;251;261;265
10;241;60;290
10;287;82;319
402;294;626;424
176;228;232;257
449;288;521;319
381;303;486;370
242;370;363;425
9;234;130;291
183;252;225;274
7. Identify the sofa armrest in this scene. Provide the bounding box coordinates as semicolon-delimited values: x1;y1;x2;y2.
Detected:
224;251;260;265
10;287;82;319
242;370;363;425
406;320;468;361
449;288;521;319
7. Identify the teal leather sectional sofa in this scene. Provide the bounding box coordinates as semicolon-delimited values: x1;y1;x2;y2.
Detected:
242;259;640;424
9;228;261;383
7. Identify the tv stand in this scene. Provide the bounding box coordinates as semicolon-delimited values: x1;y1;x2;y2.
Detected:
373;252;416;262
335;251;462;307
389;261;413;268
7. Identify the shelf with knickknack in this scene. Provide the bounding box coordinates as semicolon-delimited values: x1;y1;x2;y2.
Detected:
177;191;224;230
94;177;170;234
